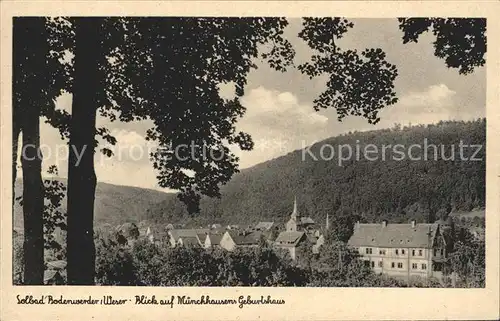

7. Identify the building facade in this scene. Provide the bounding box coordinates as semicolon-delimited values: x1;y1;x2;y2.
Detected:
348;220;447;281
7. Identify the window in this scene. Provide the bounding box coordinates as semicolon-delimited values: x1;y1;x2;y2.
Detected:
397;263;403;269
402;249;405;255
395;249;399;255
412;250;416;256
371;261;375;268
412;263;418;269
433;249;437;256
418;250;423;256
391;262;395;268
379;249;386;255
440;249;444;256
378;261;383;268
365;247;372;254
421;263;427;270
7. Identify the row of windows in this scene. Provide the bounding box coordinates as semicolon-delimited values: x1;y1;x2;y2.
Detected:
364;247;426;257
367;261;427;270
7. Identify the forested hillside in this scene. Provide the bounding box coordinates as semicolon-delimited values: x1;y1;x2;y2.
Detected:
13;180;170;229
146;119;486;226
14;119;485;229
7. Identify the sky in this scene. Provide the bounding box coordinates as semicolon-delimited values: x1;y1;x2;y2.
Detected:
21;18;486;192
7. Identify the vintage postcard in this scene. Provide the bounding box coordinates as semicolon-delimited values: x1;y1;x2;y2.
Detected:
1;1;499;320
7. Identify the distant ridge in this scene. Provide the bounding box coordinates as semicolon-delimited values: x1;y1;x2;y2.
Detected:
13;119;486;229
145;119;486;226
13;179;171;229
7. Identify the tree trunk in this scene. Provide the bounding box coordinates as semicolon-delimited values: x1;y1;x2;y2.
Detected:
21;111;45;285
14;17;48;285
66;18;101;285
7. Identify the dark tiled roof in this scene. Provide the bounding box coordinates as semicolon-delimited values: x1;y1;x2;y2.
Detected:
227;231;262;245
348;223;438;248
169;229;209;241
207;234;223;245
275;231;305;247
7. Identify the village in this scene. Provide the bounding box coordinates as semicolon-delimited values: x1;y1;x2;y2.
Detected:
81;196;478;285
109;198;325;260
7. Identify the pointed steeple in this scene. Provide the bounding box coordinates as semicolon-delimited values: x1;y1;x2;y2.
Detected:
291;196;298;219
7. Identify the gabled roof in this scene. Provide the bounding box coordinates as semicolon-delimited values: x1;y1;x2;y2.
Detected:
169;229;209;241
196;233;207;242
275;231;305;247
226;231;262;245
348;223;439;248
206;234;223;245
255;222;274;230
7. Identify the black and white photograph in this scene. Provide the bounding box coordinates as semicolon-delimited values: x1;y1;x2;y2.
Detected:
2;2;500;320
9;15;489;288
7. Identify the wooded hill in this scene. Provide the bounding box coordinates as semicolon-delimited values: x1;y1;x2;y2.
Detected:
13;119;486;229
145;119;486;226
13;179;169;229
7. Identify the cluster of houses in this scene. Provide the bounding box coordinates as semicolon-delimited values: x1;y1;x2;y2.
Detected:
107;197;326;261
14;195;480;285
107;196;454;282
13;196;460;285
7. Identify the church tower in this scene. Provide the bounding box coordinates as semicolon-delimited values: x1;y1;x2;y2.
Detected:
286;196;299;232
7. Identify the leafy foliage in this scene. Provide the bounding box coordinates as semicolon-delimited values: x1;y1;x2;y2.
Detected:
95;238;307;286
325;211;360;243
122;18;296;213
12;235;24;285
449;228;485;287
15;166;67;253
94;236;410;287
398;18;486;75
298;18;398;124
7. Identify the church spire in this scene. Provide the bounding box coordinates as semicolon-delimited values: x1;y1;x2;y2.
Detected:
291;196;298;219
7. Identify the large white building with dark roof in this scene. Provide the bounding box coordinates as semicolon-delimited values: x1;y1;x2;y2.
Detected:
348;220;448;281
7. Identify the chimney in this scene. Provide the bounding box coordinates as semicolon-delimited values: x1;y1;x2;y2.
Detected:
355;221;360;229
411;220;416;228
382;220;387;228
